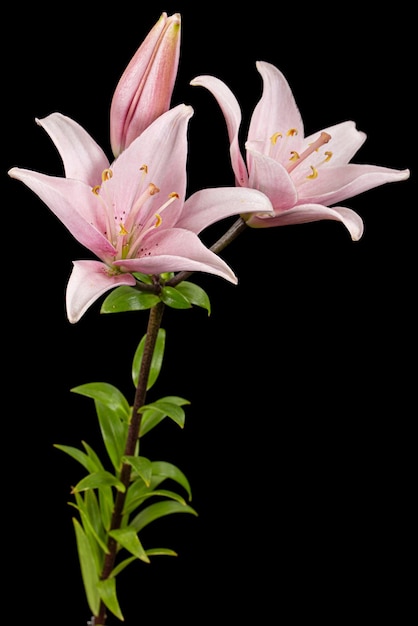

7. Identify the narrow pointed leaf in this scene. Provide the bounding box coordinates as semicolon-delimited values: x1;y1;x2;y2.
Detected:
151;460;192;500
68;502;110;555
96;401;129;471
146;548;178;557
82;441;105;470
160;285;192;309
73;518;100;616
123;455;152;486
72;382;131;420
140;401;185;428
101;284;160;313
72;471;126;494
132;328;166;389
110;556;137;577
54;444;99;473
97;577;124;621
109;527;150;563
130;500;198;534
175;281;211;314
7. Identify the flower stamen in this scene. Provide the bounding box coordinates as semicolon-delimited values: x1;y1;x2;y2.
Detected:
287;131;331;174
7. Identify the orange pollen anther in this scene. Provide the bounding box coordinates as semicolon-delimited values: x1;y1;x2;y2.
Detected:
149;183;160;196
169;192;180;199
102;168;113;181
92;185;100;195
289;151;300;162
324;151;333;162
140;164;148;173
270;131;283;145
154;213;163;227
287;128;298;136
307;166;318;179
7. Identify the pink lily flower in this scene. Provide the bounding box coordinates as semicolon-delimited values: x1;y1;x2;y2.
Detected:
9;106;273;323
110;12;181;157
191;61;410;240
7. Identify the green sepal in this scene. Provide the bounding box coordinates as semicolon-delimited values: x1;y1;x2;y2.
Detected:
130;500;198;534
108;527;150;563
100;285;160;313
160;285;192;309
140;395;190;436
132;328;166;390
73;518;100;616
72;470;126;494
175;281;211;315
71;382;131;421
123;455;152;486
97;577;124;621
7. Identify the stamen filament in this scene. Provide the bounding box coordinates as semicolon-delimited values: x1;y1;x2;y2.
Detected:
287;131;331;174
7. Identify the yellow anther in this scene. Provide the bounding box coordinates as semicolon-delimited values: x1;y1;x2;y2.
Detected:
154;213;163;227
149;183;160;196
307;166;318;179
92;185;100;195
287;128;298;136
270;132;283;145
102;168;113;181
140;164;148;173
289;151;300;162
324;151;333;162
119;223;128;235
169;192;180;199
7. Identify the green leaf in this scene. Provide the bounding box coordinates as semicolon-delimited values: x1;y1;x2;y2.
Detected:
101;285;160;313
68;502;110;556
97;577;124;621
132;272;153;284
54;444;99;473
72;471;126;494
141;401;186;429
108;527;150;563
176;281;211;314
123;488;187;517
82;441;105;470
96;401;129;472
160;285;192;309
99;486;114;532
151;460;193;500
123;455;152;486
71;382;131;421
139;396;190;436
146;548;178;557
110;555;137;577
130;500;198;534
132;328;166;390
73;518;100;616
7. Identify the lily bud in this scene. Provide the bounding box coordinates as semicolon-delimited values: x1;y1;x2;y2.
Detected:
110;12;181;157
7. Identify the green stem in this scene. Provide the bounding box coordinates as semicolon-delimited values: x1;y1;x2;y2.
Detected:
94;301;165;626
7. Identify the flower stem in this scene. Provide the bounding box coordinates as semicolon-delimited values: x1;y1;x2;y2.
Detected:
94;300;165;626
167;217;248;287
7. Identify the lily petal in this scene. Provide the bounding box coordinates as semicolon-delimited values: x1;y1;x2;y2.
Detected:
297;163;411;205
36;113;109;185
114;228;238;284
249;61;304;148
245;144;298;210
177;187;274;234
190;74;248;186
7;167;116;258
304;121;367;166
247;202;364;241
66;260;137;324
110;104;192;228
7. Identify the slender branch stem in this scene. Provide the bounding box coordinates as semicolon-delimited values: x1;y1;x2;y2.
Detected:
94;301;165;626
167;217;248;288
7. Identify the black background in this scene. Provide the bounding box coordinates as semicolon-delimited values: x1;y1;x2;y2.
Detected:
4;3;415;624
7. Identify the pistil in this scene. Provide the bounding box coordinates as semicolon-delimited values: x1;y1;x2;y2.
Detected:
286;131;331;174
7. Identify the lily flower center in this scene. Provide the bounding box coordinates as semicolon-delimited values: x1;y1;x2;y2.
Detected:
270;129;332;181
92;165;179;261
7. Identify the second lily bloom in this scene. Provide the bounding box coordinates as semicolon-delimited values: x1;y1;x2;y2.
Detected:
191;61;410;240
